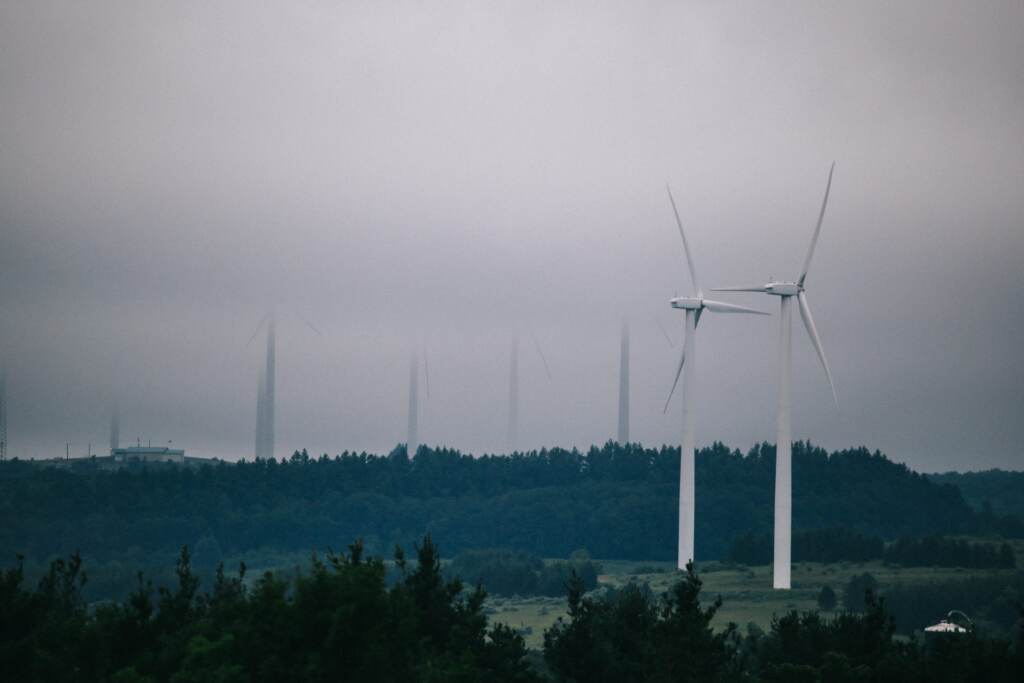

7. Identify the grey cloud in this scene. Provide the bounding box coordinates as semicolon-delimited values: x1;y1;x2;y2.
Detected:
1;1;1022;470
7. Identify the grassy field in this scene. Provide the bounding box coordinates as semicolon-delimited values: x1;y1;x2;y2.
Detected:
489;538;1024;650
236;539;1024;651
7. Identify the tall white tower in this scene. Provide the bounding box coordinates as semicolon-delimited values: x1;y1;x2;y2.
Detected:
617;320;630;444
0;372;7;461
263;316;276;459
255;365;266;459
109;401;119;454
407;352;419;457
507;336;519;452
711;163;838;589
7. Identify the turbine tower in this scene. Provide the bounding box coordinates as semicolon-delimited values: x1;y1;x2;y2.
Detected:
406;350;430;457
248;311;319;460
506;334;552;453
261;316;277;460
407;353;419;457
713;163;838;589
255;364;267;459
663;186;768;569
0;371;7;461
617;319;630;444
109;401;119;454
507;337;519;451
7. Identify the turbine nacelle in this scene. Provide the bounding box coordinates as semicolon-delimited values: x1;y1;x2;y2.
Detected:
670;296;704;310
713;282;803;297
766;282;802;297
669;296;769;317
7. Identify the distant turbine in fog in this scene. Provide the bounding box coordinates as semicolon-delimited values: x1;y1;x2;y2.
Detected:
406;349;431;457
617;319;630;444
407;353;419;457
663;185;768;569
0;371;7;461
713;163;839;590
109;401;119;454
260;317;276;460
507;338;518;450
247;312;321;460
506;334;552;452
255;362;267;459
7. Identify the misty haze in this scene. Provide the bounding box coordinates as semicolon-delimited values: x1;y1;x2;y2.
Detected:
1;2;1023;681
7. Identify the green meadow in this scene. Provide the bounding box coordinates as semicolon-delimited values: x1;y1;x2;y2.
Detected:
489;538;1024;650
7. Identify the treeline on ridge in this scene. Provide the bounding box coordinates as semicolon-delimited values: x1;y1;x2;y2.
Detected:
2;441;1021;573
728;528;1017;569
928;470;1024;520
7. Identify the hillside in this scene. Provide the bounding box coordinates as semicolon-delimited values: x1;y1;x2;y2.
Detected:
928;469;1024;518
2;441;1014;568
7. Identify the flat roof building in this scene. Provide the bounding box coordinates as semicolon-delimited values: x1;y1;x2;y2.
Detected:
112;446;185;463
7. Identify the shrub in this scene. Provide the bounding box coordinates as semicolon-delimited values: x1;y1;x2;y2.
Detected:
843;572;879;612
817;584;837;611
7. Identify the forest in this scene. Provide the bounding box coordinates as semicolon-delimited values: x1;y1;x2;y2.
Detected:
929;470;1024;519
2;538;1022;683
447;548;602;597
727;528;1016;568
3;441;1021;580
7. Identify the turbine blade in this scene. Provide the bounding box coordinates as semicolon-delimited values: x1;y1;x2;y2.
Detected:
702;299;771;315
655;318;676;348
798;162;835;286
663;345;687;413
711;286;769;292
663;310;700;412
301;318;323;336
797;291;838;408
666;185;701;295
532;334;553;380
246;315;269;348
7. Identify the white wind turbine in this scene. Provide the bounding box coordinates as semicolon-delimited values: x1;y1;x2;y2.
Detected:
246;311;322;460
713;163;838;589
406;348;431;457
663;186;768;569
617;318;630;444
506;333;552;453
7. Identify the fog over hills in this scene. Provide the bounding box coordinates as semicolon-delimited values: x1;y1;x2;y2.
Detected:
1;1;1022;471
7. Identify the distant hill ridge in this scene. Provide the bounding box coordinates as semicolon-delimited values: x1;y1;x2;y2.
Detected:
927;469;1024;519
1;441;1020;563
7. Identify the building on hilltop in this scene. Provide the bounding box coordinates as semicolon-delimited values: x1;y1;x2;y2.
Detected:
112;446;185;464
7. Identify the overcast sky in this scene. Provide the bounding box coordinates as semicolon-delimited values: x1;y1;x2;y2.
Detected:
1;1;1022;471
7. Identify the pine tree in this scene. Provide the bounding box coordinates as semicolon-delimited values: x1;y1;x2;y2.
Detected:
817;585;837;611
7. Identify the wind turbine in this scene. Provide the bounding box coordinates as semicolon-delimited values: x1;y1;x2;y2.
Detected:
109;400;119;454
247;311;321;460
0;371;7;461
506;333;552;453
663;185;768;569
255;360;268;459
617;318;682;444
713;163;838;589
617;319;629;444
406;348;431;457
